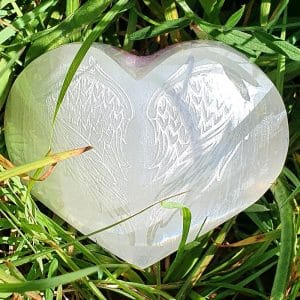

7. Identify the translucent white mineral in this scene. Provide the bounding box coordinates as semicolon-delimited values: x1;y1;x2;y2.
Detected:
5;41;288;268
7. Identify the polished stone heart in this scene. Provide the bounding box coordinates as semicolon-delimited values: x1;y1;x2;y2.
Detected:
5;41;288;268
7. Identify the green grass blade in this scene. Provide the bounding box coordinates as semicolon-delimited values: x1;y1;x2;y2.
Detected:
0;57;13;110
260;0;271;26
224;5;245;30
276;7;287;94
62;192;188;245
270;177;296;300
0;265;101;293
162;202;192;282
25;0;112;62
268;0;289;28
162;0;181;42
199;0;217;16
123;7;137;51
0;0;59;44
142;0;164;20
52;0;132;124
129;17;190;40
66;0;80;16
176;219;235;299
254;31;300;61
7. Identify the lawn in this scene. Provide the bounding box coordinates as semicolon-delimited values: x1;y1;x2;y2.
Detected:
0;0;299;299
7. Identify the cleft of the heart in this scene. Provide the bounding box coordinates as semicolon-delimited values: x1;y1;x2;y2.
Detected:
5;41;288;268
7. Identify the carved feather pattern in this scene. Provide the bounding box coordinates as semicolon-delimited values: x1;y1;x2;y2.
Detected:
147;66;192;184
146;59;253;241
148;59;252;187
46;57;134;226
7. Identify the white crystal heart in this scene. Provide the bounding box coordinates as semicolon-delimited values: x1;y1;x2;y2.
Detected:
5;41;288;268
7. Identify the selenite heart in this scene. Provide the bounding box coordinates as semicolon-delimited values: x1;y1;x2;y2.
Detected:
5;41;288;268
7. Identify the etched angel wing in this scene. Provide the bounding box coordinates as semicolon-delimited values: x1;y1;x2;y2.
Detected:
179;63;253;190
147;59;195;185
46;57;134;231
148;58;253;190
146;58;254;243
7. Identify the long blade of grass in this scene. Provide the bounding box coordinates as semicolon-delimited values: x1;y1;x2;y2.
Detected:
0;265;101;293
260;0;271;26
52;0;132;124
270;176;296;300
129;17;190;41
268;0;289;28
0;0;59;44
25;0;112;62
162;202;192;282
66;192;188;244
142;0;163;20
0;146;92;181
0;57;12;109
176;219;235;299
176;0;300;60
224;5;245;30
123;7;137;51
162;0;181;42
221;230;281;247
276;6;287;94
66;0;80;17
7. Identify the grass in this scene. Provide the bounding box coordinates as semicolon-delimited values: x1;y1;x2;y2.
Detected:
0;0;299;299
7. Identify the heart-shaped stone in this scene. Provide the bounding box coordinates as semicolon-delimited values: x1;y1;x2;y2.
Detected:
5;41;288;268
